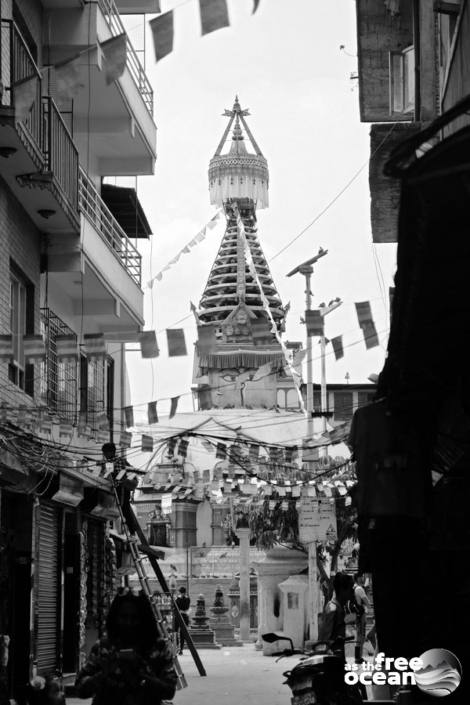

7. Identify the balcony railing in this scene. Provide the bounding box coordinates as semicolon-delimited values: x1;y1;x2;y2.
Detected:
0;19;43;155
79;169;142;286
42;96;79;215
97;0;154;116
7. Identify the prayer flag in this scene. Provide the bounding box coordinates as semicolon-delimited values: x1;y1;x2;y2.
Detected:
14;77;37;121
149;11;174;62
56;334;78;361
196;228;207;242
363;321;379;349
124;406;134;428
355;301;373;327
167;437;177;455
139;330;159;359
100;34;127;84
148;401;159;425
207;211;221;228
0;335;13;360
166;329;187;357
253;0;260;12
216;442;227;459
55;58;84;102
23;335;46;361
169;396;179;418
331;335;344;360
178;439;189;458
141;434;153;452
120;431;132;448
305;310;324;337
252;361;274;382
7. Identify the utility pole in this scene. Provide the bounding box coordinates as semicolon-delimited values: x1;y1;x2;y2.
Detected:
286;248;327;644
319;299;342;441
286;248;328;442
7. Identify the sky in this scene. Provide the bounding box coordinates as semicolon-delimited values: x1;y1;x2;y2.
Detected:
122;0;398;419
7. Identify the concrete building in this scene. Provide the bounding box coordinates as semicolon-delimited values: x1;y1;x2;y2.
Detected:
0;0;157;698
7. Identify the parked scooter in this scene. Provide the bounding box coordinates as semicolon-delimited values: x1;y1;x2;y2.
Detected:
262;633;364;705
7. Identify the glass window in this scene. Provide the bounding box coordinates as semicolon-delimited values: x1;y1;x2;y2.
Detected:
9;266;34;394
390;46;415;114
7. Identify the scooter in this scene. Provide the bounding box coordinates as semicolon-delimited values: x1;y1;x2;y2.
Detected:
262;633;365;705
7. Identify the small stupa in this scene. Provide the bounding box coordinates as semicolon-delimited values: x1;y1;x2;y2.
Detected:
210;585;242;646
189;593;220;649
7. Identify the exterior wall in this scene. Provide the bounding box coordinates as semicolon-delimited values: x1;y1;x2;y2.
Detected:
442;1;470;134
356;0;414;121
0;177;41;408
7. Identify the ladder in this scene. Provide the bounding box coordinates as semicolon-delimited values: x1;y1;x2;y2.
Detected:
110;477;207;687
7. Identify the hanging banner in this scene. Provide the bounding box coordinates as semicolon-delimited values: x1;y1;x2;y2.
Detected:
299;497;337;544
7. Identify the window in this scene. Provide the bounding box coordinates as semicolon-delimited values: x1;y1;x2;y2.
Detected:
9;265;34;395
333;391;353;422
80;354;114;429
389;46;415;114
41;309;78;422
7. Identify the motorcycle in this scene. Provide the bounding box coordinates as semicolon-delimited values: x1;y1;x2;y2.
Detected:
262;633;364;705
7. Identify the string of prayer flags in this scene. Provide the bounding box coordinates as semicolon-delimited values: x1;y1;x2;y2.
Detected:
147;211;221;285
200;0;229;36
331;335;344;360
166;329;187;357
149;11;174;62
169;396;179;419
305;310;324;337
124;406;134;429
147;402;159;425
139;331;159;359
100;34;127;85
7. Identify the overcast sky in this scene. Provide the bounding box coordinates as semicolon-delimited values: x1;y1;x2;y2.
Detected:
122;0;397;420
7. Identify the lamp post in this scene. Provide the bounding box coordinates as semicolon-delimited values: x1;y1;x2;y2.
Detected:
286;249;327;644
319;299;343;444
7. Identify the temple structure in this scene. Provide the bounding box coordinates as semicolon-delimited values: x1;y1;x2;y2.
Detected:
193;97;300;410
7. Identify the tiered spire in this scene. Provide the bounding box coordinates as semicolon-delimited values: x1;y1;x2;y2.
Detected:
198;98;284;336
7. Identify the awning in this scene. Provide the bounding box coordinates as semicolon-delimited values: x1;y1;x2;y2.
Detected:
101;183;152;239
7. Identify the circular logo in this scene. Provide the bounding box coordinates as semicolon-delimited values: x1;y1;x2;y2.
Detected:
414;649;462;698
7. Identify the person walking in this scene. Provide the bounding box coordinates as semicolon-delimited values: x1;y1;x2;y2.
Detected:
353;573;370;664
175;587;191;655
318;572;355;659
75;589;177;705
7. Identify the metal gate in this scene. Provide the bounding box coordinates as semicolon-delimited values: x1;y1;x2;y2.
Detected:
36;502;60;675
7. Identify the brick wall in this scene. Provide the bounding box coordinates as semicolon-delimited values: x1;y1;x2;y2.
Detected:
0;176;41;408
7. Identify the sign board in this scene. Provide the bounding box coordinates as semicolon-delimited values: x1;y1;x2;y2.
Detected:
161;493;173;515
299;497;337;544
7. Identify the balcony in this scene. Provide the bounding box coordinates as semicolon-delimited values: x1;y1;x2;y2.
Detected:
79;169;142;286
0;20;79;233
46;1;156;175
46;169;145;338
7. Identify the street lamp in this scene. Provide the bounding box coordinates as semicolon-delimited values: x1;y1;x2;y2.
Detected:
286;248;328;444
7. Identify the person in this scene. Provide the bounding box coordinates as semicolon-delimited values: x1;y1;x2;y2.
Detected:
75;589;177;705
318;572;354;659
174;586;191;655
353;573;370;664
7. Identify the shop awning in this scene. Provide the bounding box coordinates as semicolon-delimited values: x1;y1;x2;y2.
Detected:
101;184;152;239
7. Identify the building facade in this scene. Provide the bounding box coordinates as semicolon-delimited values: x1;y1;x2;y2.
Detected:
0;0;156;698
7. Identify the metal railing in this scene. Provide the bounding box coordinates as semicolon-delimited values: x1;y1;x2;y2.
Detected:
42;96;79;213
97;0;154;116
79;168;142;285
0;19;43;151
40;309;78;424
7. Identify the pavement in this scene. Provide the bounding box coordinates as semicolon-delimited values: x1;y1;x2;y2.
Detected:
67;644;299;705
